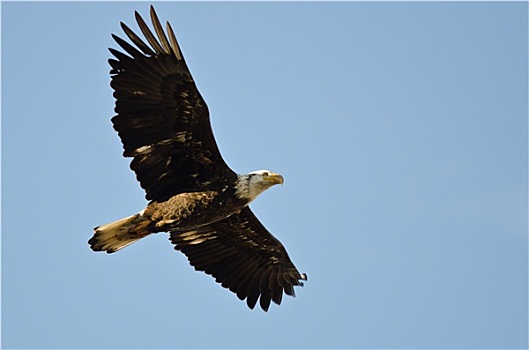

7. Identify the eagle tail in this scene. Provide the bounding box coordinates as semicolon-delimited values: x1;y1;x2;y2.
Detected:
89;213;152;253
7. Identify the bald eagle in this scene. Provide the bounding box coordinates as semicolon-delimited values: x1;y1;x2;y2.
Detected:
88;6;306;311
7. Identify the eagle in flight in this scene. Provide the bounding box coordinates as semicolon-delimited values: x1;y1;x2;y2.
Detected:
88;6;306;311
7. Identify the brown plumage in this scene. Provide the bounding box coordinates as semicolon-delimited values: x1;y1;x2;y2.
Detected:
89;6;306;311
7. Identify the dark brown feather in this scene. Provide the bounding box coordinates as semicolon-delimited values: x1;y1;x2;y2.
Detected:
109;5;235;202
170;207;306;311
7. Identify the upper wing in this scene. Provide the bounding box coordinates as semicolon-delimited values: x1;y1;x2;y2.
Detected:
169;207;307;311
109;6;236;202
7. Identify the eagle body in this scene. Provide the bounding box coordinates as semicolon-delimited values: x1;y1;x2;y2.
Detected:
90;171;282;252
89;6;306;312
90;190;240;254
147;189;238;232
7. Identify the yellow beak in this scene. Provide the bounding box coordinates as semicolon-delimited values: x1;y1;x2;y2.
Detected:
263;173;284;185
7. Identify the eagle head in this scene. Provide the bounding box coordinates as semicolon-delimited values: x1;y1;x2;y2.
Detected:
235;170;284;202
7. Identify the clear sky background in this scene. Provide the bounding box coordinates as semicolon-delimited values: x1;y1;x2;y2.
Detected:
2;2;527;349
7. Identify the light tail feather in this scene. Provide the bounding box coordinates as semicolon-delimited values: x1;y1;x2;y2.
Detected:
89;213;152;253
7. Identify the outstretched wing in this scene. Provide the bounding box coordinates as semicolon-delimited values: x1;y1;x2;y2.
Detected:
109;6;236;202
169;207;307;311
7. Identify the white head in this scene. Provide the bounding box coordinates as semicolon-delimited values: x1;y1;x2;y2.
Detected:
235;170;284;202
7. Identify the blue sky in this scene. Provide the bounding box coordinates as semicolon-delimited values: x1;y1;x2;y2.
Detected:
2;2;527;348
